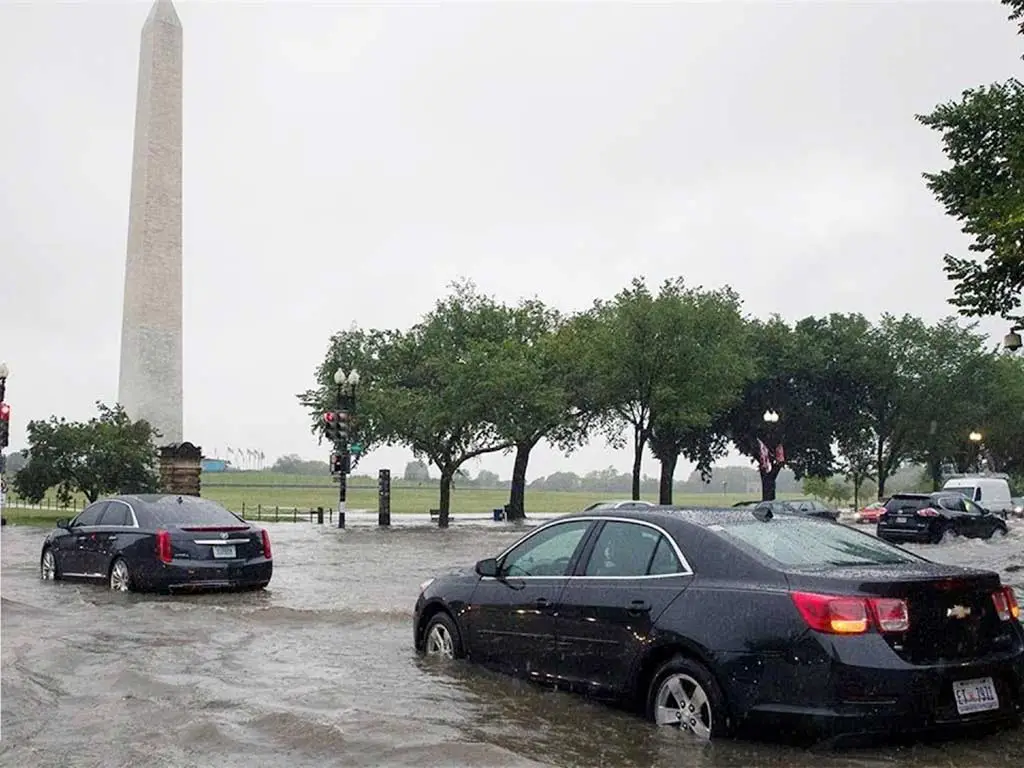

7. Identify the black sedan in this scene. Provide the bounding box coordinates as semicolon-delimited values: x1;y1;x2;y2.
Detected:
413;507;1024;743
39;494;273;593
877;492;1009;544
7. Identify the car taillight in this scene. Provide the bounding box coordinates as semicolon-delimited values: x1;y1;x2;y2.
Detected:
156;530;172;564
916;507;939;517
790;592;910;634
261;529;272;560
993;586;1020;621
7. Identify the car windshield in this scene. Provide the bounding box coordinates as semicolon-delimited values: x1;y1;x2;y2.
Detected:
709;518;921;568
145;498;244;525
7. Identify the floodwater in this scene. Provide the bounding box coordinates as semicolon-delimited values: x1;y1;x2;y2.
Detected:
2;516;1024;768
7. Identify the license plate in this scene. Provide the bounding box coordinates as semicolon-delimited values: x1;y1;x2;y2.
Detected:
896;516;907;523
212;545;236;559
953;677;999;715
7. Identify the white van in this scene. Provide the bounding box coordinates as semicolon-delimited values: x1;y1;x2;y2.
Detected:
941;475;1014;518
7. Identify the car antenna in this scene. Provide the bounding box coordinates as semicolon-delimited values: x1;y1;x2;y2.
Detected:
752;506;773;522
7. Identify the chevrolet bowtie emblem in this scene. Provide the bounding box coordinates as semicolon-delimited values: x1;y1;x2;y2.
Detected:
947;604;971;619
220;532;229;540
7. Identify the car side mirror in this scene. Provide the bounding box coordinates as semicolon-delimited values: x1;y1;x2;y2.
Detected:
55;518;70;529
475;557;499;578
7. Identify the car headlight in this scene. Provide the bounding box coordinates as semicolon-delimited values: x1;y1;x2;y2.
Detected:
419;578;434;593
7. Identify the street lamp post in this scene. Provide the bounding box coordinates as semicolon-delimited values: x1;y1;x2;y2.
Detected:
1004;328;1022;352
759;409;781;501
1;361;10;520
332;368;360;529
968;430;984;473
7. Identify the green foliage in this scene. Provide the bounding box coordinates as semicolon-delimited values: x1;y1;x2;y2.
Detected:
271;454;329;475
13;402;160;504
917;4;1024;323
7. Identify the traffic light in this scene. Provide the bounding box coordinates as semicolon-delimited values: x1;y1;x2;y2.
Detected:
330;452;343;474
322;410;349;445
0;402;9;449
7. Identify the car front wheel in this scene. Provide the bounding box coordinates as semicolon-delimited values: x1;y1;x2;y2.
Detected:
40;548;60;581
422;612;464;659
646;655;730;740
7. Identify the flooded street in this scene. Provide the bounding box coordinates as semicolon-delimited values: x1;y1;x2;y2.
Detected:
3;518;1024;768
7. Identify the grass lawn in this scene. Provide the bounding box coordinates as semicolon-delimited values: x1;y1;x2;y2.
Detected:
1;471;804;526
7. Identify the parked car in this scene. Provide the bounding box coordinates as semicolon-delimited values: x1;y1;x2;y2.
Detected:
853;501;885;524
784;498;841;521
39;494;272;593
876;492;1009;544
733;499;838;521
413;508;1023;743
582;499;656;511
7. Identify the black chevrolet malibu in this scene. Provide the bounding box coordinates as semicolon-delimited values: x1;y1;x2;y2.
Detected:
413;507;1024;742
39;494;273;593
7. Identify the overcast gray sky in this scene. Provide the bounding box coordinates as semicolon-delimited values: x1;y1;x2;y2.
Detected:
1;0;1020;482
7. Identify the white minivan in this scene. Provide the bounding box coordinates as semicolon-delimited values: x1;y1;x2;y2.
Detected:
941;475;1014;518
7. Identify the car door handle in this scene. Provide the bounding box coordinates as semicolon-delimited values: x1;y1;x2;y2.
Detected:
628;600;651;614
535;597;552;609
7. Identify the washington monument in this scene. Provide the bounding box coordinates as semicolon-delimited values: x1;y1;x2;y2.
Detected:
117;0;183;445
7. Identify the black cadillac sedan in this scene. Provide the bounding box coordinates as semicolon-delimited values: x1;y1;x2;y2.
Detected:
413;507;1024;743
39;494;273;593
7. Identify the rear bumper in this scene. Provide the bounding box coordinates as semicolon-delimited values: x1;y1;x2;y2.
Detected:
722;645;1024;742
138;559;273;592
876;526;934;543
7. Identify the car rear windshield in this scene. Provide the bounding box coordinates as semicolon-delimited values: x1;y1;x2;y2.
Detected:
884;496;930;513
145;498;244;526
708;519;920;568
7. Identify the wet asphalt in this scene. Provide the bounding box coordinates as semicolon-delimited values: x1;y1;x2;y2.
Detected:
2;517;1024;768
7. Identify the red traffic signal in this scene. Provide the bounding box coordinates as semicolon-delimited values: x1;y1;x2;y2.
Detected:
322;411;336;423
0;403;9;421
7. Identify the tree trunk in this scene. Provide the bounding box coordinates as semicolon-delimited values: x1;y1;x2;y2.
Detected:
928;458;943;491
438;467;453;528
631;427;645;501
506;440;535;521
658;452;679;505
760;466;780;501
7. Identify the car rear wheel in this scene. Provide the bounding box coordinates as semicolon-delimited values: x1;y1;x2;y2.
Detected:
646;655;729;740
40;548;59;581
109;557;133;592
423;612;463;659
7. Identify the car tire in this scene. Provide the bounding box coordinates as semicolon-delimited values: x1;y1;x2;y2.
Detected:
422;611;464;659
109;557;134;592
646;654;730;740
40;547;61;581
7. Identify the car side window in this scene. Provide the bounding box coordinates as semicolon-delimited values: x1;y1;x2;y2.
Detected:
938;496;966;513
584;521;661;577
98;502;130;527
647;535;684;575
72;502;108;527
501;520;592;577
962;498;986;515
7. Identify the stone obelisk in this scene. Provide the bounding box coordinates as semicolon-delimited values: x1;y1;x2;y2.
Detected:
117;0;183;445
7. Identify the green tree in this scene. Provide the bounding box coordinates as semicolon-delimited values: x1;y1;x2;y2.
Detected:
978;352;1024;474
13;402;160;504
370;281;515;525
916;2;1024;324
719;316;844;501
646;282;753;504
837;427;876;510
476;297;586;521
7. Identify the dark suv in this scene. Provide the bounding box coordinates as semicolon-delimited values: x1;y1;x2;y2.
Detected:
876;492;1009;544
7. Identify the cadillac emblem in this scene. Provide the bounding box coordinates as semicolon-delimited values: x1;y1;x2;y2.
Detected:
947;604;971;619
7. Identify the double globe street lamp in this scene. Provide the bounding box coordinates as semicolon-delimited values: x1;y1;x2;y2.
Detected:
332;367;360;529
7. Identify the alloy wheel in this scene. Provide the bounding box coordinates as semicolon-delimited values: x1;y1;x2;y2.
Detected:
654;672;713;739
109;559;131;592
40;550;57;580
425;623;455;658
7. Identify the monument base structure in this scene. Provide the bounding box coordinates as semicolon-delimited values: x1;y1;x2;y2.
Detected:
158;442;202;496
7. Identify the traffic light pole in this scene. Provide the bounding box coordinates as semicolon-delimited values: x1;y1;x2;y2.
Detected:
337;453;347;529
1;363;9;521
